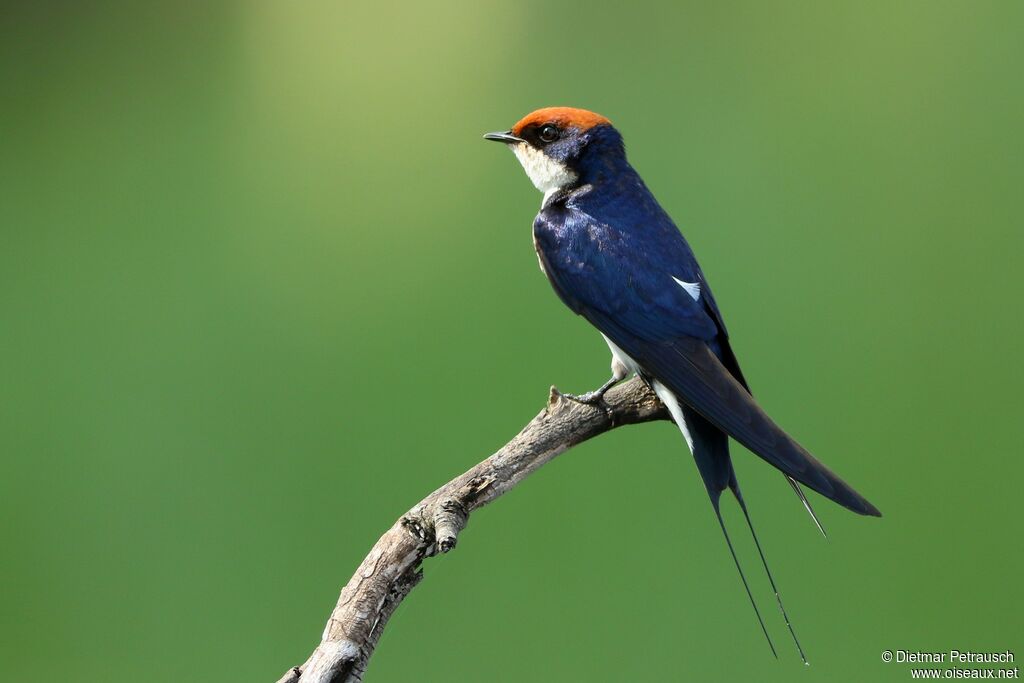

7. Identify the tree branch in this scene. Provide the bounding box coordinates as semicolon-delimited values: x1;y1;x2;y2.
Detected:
277;376;668;683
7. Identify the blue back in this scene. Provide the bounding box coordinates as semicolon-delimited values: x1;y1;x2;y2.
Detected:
534;124;728;348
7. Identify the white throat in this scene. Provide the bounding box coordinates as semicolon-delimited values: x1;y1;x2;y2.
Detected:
511;143;577;204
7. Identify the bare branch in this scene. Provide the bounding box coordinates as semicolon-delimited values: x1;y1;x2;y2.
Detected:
279;377;667;683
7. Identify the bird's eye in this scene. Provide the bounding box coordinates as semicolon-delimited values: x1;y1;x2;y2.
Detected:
538;124;559;143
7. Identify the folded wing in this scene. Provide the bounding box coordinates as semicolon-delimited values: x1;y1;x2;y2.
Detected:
593;316;880;517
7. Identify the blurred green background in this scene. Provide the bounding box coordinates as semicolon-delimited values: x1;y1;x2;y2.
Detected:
2;1;1021;681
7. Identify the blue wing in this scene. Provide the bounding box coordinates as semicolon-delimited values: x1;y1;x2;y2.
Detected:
534;204;718;342
534;204;880;517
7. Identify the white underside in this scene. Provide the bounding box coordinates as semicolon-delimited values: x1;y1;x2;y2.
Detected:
651;380;695;453
601;334;640;376
600;334;694;454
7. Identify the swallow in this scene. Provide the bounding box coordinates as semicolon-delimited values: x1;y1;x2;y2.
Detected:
485;107;881;663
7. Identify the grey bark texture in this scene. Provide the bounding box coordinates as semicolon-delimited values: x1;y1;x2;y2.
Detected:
277;377;668;683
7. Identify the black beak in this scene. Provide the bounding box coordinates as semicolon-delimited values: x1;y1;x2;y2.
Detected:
483;130;525;144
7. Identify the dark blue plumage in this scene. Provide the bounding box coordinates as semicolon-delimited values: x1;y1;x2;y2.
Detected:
486;107;880;663
532;122;878;518
534;125;718;342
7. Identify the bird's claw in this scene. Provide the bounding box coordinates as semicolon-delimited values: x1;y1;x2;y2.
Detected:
561;389;607;405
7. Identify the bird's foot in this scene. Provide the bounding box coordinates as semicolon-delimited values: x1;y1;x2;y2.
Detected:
561;388;609;405
560;374;624;406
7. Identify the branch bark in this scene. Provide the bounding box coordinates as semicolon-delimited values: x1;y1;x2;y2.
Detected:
277;376;668;683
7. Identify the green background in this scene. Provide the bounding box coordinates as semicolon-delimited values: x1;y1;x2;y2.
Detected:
2;2;1021;681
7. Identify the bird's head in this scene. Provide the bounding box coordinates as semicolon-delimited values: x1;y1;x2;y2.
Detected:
484;107;623;200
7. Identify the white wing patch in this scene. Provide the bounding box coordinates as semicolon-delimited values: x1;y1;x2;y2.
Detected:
672;276;701;301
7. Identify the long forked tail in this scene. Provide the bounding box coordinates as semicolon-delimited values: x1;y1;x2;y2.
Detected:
710;493;777;659
732;478;808;664
651;381;805;662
